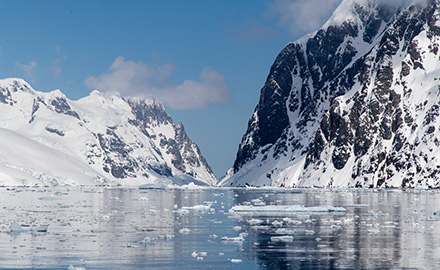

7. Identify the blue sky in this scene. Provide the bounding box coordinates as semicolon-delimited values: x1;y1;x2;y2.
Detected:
0;0;341;177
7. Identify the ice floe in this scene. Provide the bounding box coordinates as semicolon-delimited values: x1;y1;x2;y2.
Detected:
229;205;346;215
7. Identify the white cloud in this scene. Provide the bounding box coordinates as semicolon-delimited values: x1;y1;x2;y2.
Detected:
85;57;231;110
52;46;67;77
267;0;342;36
267;0;429;37
16;61;37;81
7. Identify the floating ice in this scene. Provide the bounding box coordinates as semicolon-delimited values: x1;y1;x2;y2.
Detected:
270;235;294;242
67;266;87;270
275;228;295;235
232;226;242;231
230;205;346;215
179;228;191;234
137;197;149;202
251;198;266;206
272;220;283;227
141;237;151;246
11;223;48;233
181;204;211;211
344;204;369;208
10;223;25;232
221;236;245;242
230;259;242;263
180;182;201;189
247;218;263;225
31;225;48;233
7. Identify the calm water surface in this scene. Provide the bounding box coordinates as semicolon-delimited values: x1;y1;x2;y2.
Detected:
0;187;438;269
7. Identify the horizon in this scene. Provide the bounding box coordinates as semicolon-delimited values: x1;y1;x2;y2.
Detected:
0;0;343;178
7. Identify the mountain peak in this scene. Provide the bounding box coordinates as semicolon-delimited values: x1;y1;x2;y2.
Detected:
0;78;217;187
223;0;440;188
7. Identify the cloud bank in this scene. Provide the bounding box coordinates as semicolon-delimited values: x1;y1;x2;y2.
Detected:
267;0;342;36
85;57;231;110
267;0;428;36
16;61;37;81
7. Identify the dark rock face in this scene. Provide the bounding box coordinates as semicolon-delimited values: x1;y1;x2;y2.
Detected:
50;97;80;120
226;0;440;188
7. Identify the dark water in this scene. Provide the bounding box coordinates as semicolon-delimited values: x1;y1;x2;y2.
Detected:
0;187;438;269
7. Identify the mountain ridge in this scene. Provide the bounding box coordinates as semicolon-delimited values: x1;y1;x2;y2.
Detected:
0;78;217;187
222;0;440;188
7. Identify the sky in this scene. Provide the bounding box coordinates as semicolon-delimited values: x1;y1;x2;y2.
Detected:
0;0;342;178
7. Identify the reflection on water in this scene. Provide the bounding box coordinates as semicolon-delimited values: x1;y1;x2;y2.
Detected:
0;187;438;269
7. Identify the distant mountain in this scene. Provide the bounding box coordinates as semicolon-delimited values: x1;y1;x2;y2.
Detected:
0;78;217;186
221;0;440;188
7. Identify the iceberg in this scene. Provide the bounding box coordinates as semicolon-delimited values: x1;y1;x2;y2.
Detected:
229;205;346;215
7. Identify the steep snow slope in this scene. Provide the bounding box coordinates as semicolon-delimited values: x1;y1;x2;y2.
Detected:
222;0;440;188
0;78;217;186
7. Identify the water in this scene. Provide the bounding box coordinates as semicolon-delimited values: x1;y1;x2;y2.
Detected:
0;187;439;269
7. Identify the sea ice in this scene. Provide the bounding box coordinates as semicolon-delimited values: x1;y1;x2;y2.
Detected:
137;197;149;202
221;236;245;242
179;228;191;234
67;266;87;270
270;235;294;242
275;228;295;235
230;205;346;215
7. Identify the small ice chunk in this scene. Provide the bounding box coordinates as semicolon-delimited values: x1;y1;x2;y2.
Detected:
233;226;242;232
31;225;48;233
270;235;294;242
230;259;242;263
141;237;151;246
191;251;198;258
138;197;149;202
177;209;190;215
272;220;283;227
179;228;191;234
181;204;211;211
247;218;263;225
221;236;244;242
251;198;266;206
67;266;87;270
11;223;25;232
165;234;175;240
275;228;295;235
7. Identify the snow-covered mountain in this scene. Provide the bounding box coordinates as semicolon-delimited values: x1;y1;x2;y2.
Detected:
0;78;217;186
221;0;440;188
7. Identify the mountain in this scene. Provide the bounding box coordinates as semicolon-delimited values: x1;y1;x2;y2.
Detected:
0;78;217;186
221;0;440;188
